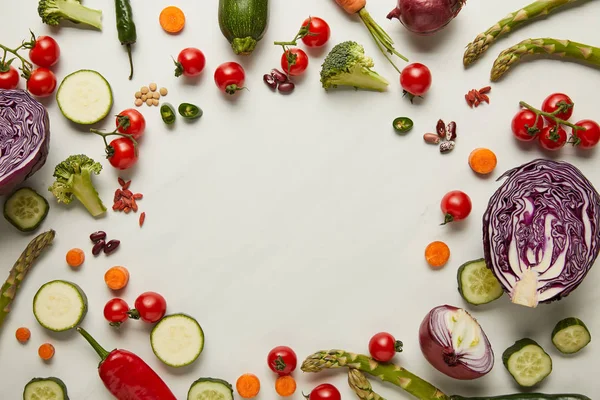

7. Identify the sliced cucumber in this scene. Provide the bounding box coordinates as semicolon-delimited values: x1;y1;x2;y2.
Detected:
551;317;591;354
503;338;552;387
33;280;87;332
3;187;49;232
151;313;204;367
188;378;234;400
457;258;504;305
23;377;69;400
56;69;113;125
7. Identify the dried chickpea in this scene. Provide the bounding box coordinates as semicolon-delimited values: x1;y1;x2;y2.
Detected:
146;98;153;106
140;86;149;94
141;94;148;101
152;99;159;106
152;92;160;99
134;99;143;107
159;87;168;96
134;91;142;98
149;83;157;92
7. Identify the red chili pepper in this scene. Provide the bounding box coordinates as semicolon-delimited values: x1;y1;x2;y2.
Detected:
77;327;177;400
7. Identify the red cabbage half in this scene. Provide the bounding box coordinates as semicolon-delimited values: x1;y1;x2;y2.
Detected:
483;159;600;308
0;89;50;196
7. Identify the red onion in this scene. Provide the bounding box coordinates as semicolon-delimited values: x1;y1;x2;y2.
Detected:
387;0;467;35
419;305;494;380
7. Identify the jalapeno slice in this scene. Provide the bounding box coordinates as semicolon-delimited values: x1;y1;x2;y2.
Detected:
393;117;414;133
178;103;203;119
160;103;176;125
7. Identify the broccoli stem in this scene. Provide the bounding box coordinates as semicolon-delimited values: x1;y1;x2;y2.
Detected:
59;0;103;30
71;169;107;217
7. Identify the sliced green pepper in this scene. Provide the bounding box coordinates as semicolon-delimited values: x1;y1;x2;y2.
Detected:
160;103;176;125
178;103;203;119
392;117;414;133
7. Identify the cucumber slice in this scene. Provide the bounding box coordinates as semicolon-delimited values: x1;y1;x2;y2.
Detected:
551;317;591;354
33;280;88;332
188;378;234;400
503;338;552;387
151;313;204;367
457;258;504;305
56;70;113;125
3;187;49;232
23;377;69;400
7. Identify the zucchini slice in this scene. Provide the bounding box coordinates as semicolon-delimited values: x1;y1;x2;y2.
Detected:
551;317;591;354
457;258;504;305
188;378;234;400
23;377;69;400
502;338;552;387
33;280;88;332
151;313;204;367
56;69;113;125
3;187;49;232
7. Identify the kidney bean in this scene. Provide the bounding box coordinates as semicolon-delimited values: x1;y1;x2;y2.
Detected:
271;69;289;84
263;74;277;90
436;119;446;138
104;240;121;255
423;133;440;144
90;231;107;243
278;82;295;94
440;140;456;153
446;121;457;141
92;240;106;256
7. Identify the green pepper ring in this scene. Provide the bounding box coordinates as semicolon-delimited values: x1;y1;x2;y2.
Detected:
393;117;414;133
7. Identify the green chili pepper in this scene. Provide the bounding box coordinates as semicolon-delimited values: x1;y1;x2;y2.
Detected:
392;117;414;133
160;103;176;125
178;103;203;119
115;0;137;80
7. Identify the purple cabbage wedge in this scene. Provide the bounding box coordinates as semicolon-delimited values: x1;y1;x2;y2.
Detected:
0;89;50;195
483;159;600;308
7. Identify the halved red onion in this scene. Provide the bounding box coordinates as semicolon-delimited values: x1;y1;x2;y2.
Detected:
419;305;494;380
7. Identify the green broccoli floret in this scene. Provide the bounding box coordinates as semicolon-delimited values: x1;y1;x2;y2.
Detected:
38;0;103;30
48;155;107;217
320;41;389;92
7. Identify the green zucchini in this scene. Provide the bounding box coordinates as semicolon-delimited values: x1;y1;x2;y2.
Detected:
33;280;88;332
3;187;49;232
23;377;69;400
457;258;504;305
551;317;591;354
502;338;552;387
187;377;234;400
218;0;269;55
151;313;205;367
450;394;591;400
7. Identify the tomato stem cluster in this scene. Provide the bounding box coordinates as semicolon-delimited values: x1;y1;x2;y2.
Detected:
519;100;584;132
90;116;139;158
274;16;316;75
0;31;37;78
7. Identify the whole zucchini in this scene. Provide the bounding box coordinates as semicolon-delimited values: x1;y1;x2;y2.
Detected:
218;0;269;55
450;394;591;400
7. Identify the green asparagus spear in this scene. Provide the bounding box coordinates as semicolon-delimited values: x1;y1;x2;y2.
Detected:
348;369;386;400
463;0;582;67
491;38;600;81
301;350;449;400
0;230;55;327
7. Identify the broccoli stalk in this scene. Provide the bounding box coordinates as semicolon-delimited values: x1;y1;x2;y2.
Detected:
48;155;107;217
38;0;103;31
320;41;389;92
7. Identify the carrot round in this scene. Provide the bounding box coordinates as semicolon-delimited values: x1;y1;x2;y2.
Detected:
335;0;367;14
275;375;296;397
159;6;186;33
104;266;130;290
425;241;450;269
469;148;497;175
38;343;55;360
15;327;31;343
66;248;85;268
236;373;260;399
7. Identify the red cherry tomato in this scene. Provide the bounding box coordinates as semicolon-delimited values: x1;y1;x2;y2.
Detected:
214;62;246;95
281;48;309;76
301;17;331;48
541;93;574;124
369;332;402;362
29;35;60;68
133;292;167;323
307;384;341;400
400;63;432;97
511;109;543;141
26;67;56;97
103;298;130;325
108;138;138;170
116;109;146;140
440;190;472;224
267;346;297;376
538;125;567;151
175;47;206;77
572;120;600;149
0;65;20;89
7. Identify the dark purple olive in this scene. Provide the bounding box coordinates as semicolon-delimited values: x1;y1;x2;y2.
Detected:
104;239;121;255
277;81;295;94
270;69;288;84
263;74;277;90
90;231;107;243
92;240;106;256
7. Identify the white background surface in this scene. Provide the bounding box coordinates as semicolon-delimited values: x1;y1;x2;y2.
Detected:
1;0;599;398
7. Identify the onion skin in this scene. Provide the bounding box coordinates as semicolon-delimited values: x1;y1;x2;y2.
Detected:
387;0;467;35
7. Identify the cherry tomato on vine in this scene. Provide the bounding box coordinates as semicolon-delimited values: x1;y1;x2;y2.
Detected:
572;120;600;149
541;93;574;124
539;125;567;151
267;346;297;376
116;109;146;140
108;138;138;170
29;36;60;68
307;384;341;400
103;298;130;326
440;190;472;225
0;65;19;89
511;109;543;141
301;17;331;48
281;48;309;76
214;62;246;95
369;332;403;362
132;292;167;323
26;67;56;97
400;63;432;97
174;47;206;77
